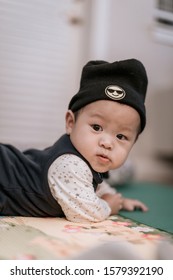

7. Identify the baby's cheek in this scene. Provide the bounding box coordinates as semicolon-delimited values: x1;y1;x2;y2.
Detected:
111;152;128;169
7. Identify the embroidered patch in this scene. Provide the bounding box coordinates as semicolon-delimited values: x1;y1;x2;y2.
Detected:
105;85;126;100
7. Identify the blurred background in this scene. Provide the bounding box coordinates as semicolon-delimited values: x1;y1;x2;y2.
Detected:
0;0;173;185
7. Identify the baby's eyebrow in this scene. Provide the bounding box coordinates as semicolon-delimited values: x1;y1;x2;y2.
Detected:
89;112;105;119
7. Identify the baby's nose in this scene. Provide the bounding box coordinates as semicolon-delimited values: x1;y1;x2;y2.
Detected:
99;136;114;150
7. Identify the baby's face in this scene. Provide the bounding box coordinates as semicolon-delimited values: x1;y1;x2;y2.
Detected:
66;100;140;173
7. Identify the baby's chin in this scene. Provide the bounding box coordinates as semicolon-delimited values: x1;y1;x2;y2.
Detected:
91;165;109;174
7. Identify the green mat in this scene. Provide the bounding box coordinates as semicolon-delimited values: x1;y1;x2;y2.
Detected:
115;182;173;234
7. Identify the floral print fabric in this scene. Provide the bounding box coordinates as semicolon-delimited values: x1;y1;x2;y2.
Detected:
0;215;172;260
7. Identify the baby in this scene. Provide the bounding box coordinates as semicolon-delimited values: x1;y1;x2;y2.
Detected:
0;58;148;222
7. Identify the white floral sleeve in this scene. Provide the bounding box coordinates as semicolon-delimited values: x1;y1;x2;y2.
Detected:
48;154;111;223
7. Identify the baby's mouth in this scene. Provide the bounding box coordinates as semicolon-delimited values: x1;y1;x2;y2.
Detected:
97;154;110;163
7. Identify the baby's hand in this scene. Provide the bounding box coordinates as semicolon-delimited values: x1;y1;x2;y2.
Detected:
122;198;148;212
101;193;123;214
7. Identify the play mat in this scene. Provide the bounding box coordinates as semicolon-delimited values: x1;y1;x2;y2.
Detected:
0;215;172;260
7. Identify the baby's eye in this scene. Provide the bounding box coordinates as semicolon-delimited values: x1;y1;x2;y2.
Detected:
91;124;103;132
116;134;127;140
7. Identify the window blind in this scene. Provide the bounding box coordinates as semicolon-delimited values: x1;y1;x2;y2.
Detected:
0;0;75;149
156;0;173;24
158;0;173;13
153;0;173;45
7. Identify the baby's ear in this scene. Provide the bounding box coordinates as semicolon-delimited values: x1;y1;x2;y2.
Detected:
65;110;75;134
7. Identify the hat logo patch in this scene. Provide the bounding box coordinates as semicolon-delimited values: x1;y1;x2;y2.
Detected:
105;85;126;100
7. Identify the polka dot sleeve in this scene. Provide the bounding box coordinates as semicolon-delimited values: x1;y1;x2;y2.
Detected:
48;154;111;223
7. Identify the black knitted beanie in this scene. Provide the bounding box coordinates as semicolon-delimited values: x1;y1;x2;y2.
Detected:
68;58;148;132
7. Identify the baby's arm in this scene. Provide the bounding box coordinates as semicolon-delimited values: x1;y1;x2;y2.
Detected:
99;194;148;214
48;154;111;223
96;181;148;213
